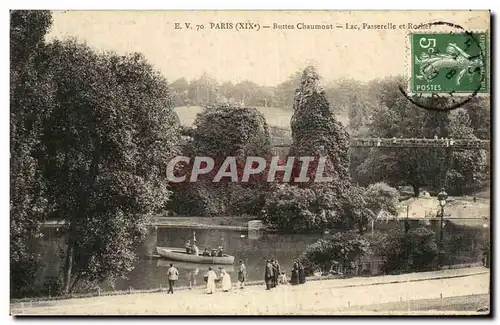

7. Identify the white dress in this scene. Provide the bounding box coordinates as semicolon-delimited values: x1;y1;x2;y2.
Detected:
221;270;232;291
206;270;217;294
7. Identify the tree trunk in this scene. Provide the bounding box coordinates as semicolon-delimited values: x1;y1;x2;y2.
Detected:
63;240;74;294
69;274;81;293
412;185;420;197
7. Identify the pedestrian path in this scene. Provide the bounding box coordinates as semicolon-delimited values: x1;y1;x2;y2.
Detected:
10;266;489;315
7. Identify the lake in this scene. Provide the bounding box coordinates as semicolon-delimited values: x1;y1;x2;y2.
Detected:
38;227;321;291
37;219;488;294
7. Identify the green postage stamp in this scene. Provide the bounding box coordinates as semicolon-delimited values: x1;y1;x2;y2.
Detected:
410;32;488;94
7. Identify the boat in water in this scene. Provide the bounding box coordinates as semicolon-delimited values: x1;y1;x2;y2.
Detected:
156;246;235;265
156;258;235;272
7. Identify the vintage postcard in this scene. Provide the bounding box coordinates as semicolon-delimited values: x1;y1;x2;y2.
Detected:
10;10;491;316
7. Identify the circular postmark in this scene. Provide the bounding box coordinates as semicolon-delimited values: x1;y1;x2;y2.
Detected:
399;20;488;112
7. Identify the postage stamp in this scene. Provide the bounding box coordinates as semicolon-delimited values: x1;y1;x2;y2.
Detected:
410;32;488;94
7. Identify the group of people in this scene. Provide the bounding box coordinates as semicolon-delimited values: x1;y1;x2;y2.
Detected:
166;257;306;295
185;240;225;257
184;240;199;255
205;260;247;294
264;258;287;290
201;246;225;257
290;260;306;285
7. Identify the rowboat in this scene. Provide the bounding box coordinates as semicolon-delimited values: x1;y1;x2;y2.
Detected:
156;246;235;265
156;258;235;272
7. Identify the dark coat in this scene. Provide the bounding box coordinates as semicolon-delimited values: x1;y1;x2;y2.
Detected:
291;262;299;285
298;262;306;284
265;262;274;280
265;262;274;289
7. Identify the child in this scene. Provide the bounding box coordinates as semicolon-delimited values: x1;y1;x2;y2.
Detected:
279;272;288;285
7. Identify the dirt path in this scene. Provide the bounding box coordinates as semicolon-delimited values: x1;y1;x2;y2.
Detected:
11;267;489;315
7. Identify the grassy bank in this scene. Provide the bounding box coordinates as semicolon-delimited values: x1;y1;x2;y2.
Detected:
349;294;490;313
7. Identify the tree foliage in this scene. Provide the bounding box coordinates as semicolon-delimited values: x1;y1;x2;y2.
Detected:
169;104;272;216
364;182;400;216
10;10;53;298
263;183;370;233
37;39;180;293
445;110;488;195
299;231;370;276
289;66;350;186
371;226;438;273
356;76;488;196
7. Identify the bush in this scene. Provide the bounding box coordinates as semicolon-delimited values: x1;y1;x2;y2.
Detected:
262;184;319;232
364;182;400;216
300;231;370;276
263;182;374;233
372;226;438;274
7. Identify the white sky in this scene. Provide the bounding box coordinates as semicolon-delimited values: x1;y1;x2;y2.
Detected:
47;10;489;86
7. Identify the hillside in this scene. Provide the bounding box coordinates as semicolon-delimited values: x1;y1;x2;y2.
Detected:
174;106;349;130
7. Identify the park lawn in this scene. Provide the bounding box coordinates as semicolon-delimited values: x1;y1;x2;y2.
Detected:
349;293;490;313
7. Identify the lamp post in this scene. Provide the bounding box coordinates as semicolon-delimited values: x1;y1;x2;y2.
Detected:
404;205;410;270
437;188;448;266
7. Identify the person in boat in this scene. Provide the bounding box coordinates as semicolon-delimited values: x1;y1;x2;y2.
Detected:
191;243;200;256
291;260;299;285
211;248;217;257
237;260;247;289
185;240;192;254
217;246;224;257
298;260;306;284
272;259;281;287
205;267;218;294
166;263;179;294
202;248;210;256
219;267;232;292
264;259;274;290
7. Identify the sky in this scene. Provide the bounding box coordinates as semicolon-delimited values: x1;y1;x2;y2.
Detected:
47;10;489;87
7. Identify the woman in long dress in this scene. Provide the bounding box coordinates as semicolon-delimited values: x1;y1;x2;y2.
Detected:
220;268;232;292
291;261;299;285
298;261;306;284
205;267;218;294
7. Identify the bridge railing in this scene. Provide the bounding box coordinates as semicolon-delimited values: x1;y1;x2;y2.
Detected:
272;138;490;150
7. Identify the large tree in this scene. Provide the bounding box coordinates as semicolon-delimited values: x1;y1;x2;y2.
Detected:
288;66;350;187
464;98;490;140
357;77;450;197
39;40;180;293
264;67;370;233
169;104;272;216
357;76;488;196
10;10;54;298
445;110;488;194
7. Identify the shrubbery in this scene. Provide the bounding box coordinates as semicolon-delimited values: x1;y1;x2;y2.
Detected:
262;183;373;233
370;226;438;273
299;226;439;278
299;231;370;276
